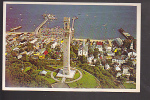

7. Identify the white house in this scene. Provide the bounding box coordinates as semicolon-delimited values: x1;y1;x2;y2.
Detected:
39;48;46;54
35;42;40;49
115;38;123;46
30;38;38;44
39;70;47;75
13;47;19;51
116;72;122;77
107;52;115;56
26;51;34;56
105;46;111;52
78;47;83;56
116;59;125;65
105;63;110;70
123;67;130;76
96;45;103;52
96;42;103;52
112;56;126;65
112;59;116;63
78;46;88;57
115;65;121;71
51;42;57;49
87;56;94;65
17;55;22;59
78;41;88;57
128;52;136;57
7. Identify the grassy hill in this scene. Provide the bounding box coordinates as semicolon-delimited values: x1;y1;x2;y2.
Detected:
67;68;100;88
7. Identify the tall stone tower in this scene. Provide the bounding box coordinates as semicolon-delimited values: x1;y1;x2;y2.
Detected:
63;17;71;75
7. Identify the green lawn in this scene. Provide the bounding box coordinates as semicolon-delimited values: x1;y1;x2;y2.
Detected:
46;65;63;69
123;83;136;89
67;69;100;88
42;77;56;84
65;71;80;82
34;70;56;84
40;72;56;84
24;67;31;72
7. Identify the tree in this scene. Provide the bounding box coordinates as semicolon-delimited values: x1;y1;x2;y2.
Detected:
88;47;93;56
86;38;90;43
27;42;33;52
107;59;112;65
133;39;136;50
11;51;18;57
123;39;131;49
93;48;99;58
127;58;133;67
82;55;87;63
117;75;126;83
21;54;29;62
45;53;51;59
70;51;76;60
71;44;79;56
78;55;87;64
95;60;100;66
55;45;60;51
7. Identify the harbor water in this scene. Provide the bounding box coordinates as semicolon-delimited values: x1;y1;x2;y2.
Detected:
6;4;137;40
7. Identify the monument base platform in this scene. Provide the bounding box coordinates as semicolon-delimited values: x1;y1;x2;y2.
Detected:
56;69;76;79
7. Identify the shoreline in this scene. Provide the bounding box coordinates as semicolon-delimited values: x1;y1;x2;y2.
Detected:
73;38;114;42
6;31;118;42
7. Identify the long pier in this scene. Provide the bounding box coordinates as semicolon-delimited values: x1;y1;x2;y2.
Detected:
34;14;57;36
35;17;48;36
9;26;22;32
118;28;134;40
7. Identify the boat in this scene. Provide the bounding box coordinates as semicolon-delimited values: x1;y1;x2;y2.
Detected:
9;7;13;10
10;26;22;32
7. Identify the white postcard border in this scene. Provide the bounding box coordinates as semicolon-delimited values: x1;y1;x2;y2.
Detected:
3;2;141;92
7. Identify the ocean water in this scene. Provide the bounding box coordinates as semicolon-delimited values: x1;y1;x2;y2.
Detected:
6;4;137;40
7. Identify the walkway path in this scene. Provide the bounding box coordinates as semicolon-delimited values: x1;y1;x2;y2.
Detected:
51;82;69;88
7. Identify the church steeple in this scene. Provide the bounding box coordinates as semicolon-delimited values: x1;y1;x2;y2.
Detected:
130;41;133;50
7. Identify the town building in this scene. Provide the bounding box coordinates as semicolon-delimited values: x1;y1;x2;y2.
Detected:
105;63;110;70
78;40;88;57
96;42;103;52
115;38;123;46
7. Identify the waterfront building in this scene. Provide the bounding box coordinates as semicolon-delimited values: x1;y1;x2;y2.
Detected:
115;38;123;46
96;42;103;52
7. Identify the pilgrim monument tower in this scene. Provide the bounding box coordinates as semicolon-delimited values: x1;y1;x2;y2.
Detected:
56;17;77;79
63;17;71;75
